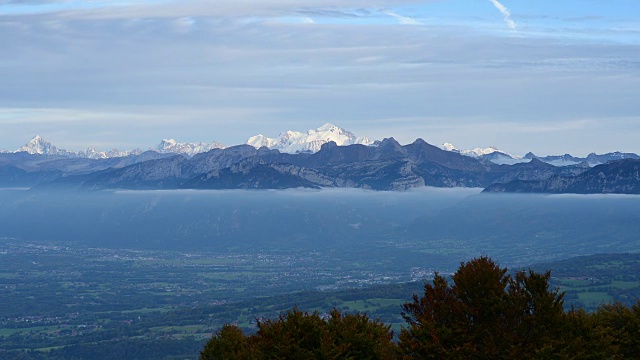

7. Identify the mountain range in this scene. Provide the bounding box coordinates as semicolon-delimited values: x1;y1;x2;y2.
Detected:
4;124;637;167
440;142;640;166
2;124;640;194
2;123;371;159
484;159;640;194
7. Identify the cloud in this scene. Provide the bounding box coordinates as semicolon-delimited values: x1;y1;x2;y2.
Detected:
488;0;516;30
384;10;421;25
173;16;196;33
0;0;427;19
0;1;638;155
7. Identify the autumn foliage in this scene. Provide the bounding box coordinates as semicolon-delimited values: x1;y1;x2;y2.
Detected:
201;257;640;359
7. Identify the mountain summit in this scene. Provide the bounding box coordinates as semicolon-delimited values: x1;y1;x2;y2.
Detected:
246;123;374;153
18;135;73;156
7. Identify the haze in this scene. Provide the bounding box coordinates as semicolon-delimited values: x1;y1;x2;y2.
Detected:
3;188;640;269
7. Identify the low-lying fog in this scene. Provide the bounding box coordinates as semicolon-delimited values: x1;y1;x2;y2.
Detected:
1;188;640;268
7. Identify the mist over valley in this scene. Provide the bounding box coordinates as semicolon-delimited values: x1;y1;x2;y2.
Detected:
3;188;639;268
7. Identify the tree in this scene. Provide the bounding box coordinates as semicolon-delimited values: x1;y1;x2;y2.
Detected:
323;308;399;359
200;307;398;359
590;301;640;359
200;324;254;360
399;272;466;359
400;256;567;359
254;307;327;359
506;269;566;358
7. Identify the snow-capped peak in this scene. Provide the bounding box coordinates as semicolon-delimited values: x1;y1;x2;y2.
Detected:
155;139;225;156
442;143;509;157
441;143;459;152
245;134;280;149
245;123;375;153
466;146;500;157
160;139;178;147
313;123;347;134
18;135;66;156
441;142;525;164
15;135;139;159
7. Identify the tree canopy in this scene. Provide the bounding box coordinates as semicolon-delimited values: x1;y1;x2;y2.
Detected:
201;256;640;359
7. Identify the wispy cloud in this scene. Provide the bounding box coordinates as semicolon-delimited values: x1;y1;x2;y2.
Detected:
488;0;516;30
0;0;425;19
384;10;421;25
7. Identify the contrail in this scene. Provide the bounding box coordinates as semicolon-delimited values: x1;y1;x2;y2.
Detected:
488;0;516;30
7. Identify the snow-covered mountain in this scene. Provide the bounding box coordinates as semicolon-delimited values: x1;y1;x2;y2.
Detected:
79;148;143;159
9;132;638;166
246;123;374;153
441;143;523;165
18;135;76;157
10;135;225;159
14;135;142;159
442;142;640;167
441;142;512;157
155;139;225;157
9;125;372;159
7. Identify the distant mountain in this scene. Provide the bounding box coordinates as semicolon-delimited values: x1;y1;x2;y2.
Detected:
443;142;640;167
585;152;640;165
79;147;143;159
524;152;640;167
523;152;581;167
18;135;77;157
12;124;374;159
155;139;226;156
38;137;594;192
38;138;482;191
3;130;640;193
10;135;226;159
441;143;507;157
13;135;142;159
246;123;374;154
488;158;590;185
441;143;523;165
485;159;640;194
0;150;177;189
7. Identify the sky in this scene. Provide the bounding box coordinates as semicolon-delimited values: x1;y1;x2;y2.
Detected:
1;0;639;156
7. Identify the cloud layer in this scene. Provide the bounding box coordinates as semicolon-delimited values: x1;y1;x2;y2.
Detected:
1;0;639;156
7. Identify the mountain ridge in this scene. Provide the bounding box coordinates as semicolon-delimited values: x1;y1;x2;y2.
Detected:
4;123;373;159
2;125;640;194
27;137;594;192
6;125;639;167
484;158;640;194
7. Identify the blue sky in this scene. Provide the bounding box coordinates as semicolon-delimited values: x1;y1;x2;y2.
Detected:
1;0;639;155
